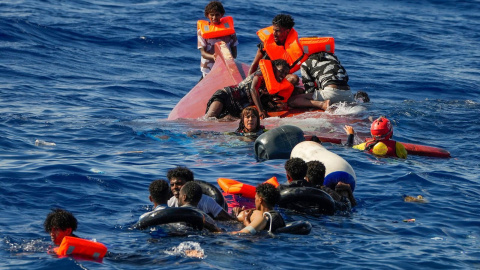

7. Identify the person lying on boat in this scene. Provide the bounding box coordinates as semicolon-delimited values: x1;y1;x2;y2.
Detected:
197;1;238;79
167;166;233;220
139;179;170;220
344;116;407;159
232;183;285;234
178;182;222;232
44;208;79;246
205;59;290;120
288;51;369;110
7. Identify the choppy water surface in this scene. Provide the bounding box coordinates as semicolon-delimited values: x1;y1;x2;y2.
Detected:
1;0;479;269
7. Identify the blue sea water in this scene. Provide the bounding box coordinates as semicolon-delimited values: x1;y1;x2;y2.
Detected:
1;0;479;269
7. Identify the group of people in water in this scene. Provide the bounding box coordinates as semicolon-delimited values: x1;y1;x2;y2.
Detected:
43;1;410;260
199;1;369;120
44;155;357;257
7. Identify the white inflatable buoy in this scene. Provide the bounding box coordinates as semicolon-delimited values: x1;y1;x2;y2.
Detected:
291;141;357;191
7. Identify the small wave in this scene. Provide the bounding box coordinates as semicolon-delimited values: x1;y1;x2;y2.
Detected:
164;241;206;259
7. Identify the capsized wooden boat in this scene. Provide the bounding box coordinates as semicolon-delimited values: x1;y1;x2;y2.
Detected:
167;41;323;120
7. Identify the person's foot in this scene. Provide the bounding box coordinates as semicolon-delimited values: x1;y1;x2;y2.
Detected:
321;100;330;110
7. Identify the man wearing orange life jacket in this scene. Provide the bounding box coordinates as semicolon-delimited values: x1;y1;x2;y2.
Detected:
248;14;302;102
249;14;303;76
197;1;238;78
344;116;407;159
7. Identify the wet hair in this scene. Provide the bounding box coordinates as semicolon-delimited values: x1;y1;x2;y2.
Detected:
167;166;194;182
44;208;78;233
272;14;295;29
284;157;308;180
180;182;203;206
236;106;261;133
204;1;225;17
149;179;170;204
306;160;326;186
271;59;290;73
256;183;280;208
354;91;370;103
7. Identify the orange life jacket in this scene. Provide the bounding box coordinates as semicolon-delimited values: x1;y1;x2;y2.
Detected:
257;26;304;73
197;16;235;39
259;59;294;101
54;236;108;260
299;36;335;57
217;177;279;199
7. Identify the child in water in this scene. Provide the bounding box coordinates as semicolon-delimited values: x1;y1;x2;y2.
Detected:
197;1;238;78
205;59;290;120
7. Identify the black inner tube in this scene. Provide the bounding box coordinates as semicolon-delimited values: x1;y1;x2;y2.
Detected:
133;207;205;230
278;187;335;215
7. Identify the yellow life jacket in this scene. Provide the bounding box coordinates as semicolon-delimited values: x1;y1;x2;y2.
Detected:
259;59;294;101
54;236;108;260
257;26;304;73
354;139;407;159
197;16;235;39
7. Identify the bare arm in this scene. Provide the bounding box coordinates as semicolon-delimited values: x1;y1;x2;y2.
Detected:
248;48;264;75
238;210;268;234
199;47;215;62
250;75;268;119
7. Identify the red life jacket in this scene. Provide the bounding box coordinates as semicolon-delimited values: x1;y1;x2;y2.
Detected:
54;236;108;260
257;26;304;73
364;139;400;158
197;16;235;39
259;59;294;101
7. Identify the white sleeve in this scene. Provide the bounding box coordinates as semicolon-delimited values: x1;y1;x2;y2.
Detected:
199;195;223;217
197;29;206;49
167;196;178;207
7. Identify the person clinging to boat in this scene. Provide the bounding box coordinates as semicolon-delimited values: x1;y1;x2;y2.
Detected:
204;59;290;120
288;51;367;110
197;1;238;79
232;183;286;234
344;116;407;159
248;14;301;102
